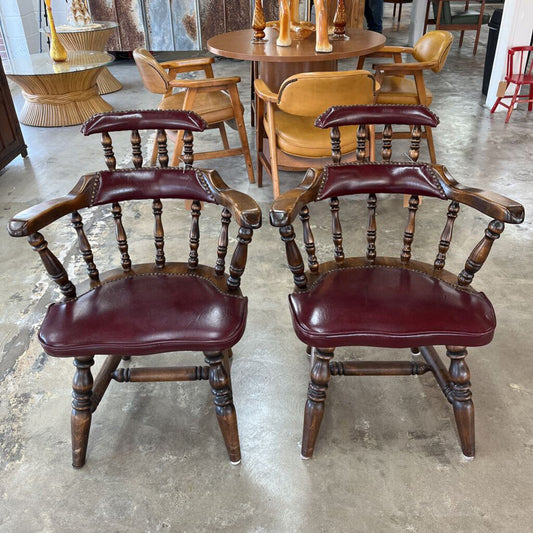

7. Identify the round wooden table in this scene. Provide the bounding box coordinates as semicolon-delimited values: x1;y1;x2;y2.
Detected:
54;21;122;95
207;27;386;91
4;51;113;127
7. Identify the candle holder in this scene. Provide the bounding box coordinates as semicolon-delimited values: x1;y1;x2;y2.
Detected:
331;0;350;40
251;0;268;43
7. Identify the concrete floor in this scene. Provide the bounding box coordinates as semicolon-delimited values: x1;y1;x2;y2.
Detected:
1;7;533;532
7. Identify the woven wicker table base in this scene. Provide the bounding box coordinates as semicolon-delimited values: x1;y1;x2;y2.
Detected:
10;67;112;127
56;23;122;95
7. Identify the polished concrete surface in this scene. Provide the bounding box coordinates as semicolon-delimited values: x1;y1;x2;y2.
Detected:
1;7;532;531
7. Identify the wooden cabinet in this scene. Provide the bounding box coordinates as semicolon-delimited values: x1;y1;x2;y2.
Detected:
0;60;27;170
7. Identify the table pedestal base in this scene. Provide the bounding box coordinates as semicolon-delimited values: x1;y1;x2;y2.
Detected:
10;68;112;127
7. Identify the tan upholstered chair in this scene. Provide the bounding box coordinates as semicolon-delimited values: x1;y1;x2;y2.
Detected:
357;30;453;163
254;70;378;198
133;48;254;183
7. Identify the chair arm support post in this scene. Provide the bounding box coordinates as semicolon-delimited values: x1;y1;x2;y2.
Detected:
458;219;503;286
28;232;77;300
169;77;241;90
228;227;253;290
279;224;307;288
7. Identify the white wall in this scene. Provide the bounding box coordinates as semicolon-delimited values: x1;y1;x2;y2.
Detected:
0;0;68;58
485;0;533;109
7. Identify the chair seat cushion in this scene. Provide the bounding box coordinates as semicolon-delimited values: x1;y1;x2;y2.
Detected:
376;76;433;106
159;91;236;124
269;111;358;158
39;273;248;357
288;265;496;348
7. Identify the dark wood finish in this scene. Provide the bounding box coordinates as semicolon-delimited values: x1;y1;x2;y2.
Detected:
270;104;524;460
0;59;27;170
7;109;261;467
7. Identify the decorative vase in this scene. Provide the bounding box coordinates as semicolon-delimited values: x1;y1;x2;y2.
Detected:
315;0;332;53
252;0;267;43
45;0;67;62
277;0;292;47
331;0;349;40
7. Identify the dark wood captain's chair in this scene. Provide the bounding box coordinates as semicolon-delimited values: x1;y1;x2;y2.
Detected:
270;104;524;460
7;109;262;467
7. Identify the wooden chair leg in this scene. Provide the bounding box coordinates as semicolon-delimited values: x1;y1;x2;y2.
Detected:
218;123;230;150
266;102;281;198
301;347;334;459
528;83;533;112
228;85;255;184
506;85;521;123
473;28;481;56
446;346;475;458
459;30;465;49
256;96;265;188
425;126;437;164
205;351;241;464
71;356;94;468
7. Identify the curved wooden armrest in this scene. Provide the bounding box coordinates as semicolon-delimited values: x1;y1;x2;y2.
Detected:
373;61;436;73
159;57;214;70
169;76;241;90
200;170;262;229
436;166;525;224
8;175;96;237
269;169;324;227
254;79;278;103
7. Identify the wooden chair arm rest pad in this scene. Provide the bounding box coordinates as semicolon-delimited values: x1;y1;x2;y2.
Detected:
254;79;278;103
169;76;241;89
373;61;435;72
201;170;262;229
8;175;96;237
159;57;215;70
437;166;525;224
270;169;323;227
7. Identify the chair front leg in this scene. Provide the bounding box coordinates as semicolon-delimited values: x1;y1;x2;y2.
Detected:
205;351;241;464
446;346;475;458
71;356;95;468
301;347;334;459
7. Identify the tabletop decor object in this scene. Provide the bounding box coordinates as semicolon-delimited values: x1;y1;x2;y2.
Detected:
277;0;292;47
68;0;92;26
252;0;268;43
44;0;67;62
315;0;332;52
266;20;315;40
331;0;349;40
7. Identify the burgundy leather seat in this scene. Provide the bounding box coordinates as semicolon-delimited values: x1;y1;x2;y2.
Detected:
39;274;248;357
289;265;495;349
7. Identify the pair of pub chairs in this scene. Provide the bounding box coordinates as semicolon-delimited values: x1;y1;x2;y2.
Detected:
8;106;524;468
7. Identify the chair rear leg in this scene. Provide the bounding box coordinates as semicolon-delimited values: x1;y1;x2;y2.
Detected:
218;123;230;150
205;351;241;464
446;346;475;458
301;347;334;459
228;85;255;184
529;83;533;112
71;356;95;468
